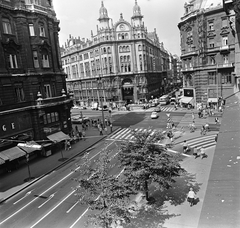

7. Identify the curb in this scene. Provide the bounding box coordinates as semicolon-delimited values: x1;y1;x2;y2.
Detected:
0;127;121;204
173;132;217;146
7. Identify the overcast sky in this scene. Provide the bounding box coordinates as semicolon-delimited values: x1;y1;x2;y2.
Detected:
53;0;186;56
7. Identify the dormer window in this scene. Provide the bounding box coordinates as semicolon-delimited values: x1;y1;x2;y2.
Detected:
2;18;12;34
42;49;50;68
39;24;46;37
208;21;214;31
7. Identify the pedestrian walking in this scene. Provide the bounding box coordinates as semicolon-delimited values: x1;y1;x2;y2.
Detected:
65;139;71;150
200;147;207;159
167;130;174;143
82;130;86;141
187;187;196;207
192;112;195;121
110;123;113;133
104;126;108;134
99;127;103;135
183;140;189;153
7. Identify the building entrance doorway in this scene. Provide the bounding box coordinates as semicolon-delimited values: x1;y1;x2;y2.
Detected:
122;78;134;103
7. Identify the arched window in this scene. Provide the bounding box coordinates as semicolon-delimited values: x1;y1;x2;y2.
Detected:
127;55;130;62
42;48;50;68
107;47;111;53
121;33;125;39
119;46;122;52
138;33;140;38
108;57;111;63
118;34;121;40
123;46;126;52
103;47;106;53
143;44;145;51
120;56;123;62
128;64;131;72
125;65;128;72
126;46;130;52
125;33;129;39
121;64;124;72
138;45;142;51
124;56;127;62
139;54;142;61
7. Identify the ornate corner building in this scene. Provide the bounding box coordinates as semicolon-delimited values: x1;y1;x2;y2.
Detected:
0;0;73;167
61;1;176;107
178;0;237;106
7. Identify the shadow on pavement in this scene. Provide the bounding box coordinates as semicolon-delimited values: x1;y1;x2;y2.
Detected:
113;112;146;128
150;172;202;207
125;172;202;228
125;205;179;228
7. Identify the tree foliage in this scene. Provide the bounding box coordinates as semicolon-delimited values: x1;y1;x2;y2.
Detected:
72;149;136;228
118;128;186;201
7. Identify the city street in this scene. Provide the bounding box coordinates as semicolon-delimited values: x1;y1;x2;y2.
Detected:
0;108;221;228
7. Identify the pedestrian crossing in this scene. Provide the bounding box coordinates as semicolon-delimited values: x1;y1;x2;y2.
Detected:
107;127;160;142
160;106;176;112
184;134;217;149
108;128;217;150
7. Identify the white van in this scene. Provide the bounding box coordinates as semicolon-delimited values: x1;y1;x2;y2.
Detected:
159;95;170;105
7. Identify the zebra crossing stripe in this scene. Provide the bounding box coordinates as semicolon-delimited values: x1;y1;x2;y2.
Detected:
111;128;129;139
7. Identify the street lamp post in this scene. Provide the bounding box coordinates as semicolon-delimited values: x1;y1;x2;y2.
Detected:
18;142;42;182
97;76;105;129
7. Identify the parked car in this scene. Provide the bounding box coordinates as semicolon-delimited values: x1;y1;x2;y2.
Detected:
71;116;89;124
91;102;99;110
170;98;177;105
151;111;159;119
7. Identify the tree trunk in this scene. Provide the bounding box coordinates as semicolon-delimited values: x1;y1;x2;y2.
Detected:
145;180;149;201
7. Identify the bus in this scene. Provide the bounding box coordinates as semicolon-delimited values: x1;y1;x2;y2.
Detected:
159;95;170;105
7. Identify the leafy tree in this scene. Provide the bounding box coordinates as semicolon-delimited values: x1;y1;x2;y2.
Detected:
118;128;186;201
72;149;136;228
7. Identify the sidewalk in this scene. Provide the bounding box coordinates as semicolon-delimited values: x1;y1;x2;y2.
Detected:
0;126;119;203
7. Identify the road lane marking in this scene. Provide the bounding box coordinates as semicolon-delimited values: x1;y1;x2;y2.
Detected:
38;192;57;208
0;139;117;225
13;190;34;205
30;190;76;228
0;172;73;225
66;200;80;213
69;168;125;228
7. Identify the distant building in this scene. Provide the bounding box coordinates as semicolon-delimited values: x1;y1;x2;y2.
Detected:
0;0;72;170
61;1;172;107
223;0;240;98
178;0;235;107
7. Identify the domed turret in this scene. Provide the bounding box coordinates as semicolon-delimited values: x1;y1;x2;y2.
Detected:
131;0;143;27
133;0;142;17
98;1;110;28
99;1;109;20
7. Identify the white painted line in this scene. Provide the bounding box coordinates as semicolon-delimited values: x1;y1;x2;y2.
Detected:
38;192;56;209
66;200;80;214
13;190;34;205
30;190;75;228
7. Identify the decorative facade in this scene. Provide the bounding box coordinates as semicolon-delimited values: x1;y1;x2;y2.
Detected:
178;0;236;105
61;1;171;107
0;0;72;170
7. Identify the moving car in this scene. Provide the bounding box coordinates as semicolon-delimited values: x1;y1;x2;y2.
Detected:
151;111;159;119
154;107;161;112
159;95;170;105
71;116;89;124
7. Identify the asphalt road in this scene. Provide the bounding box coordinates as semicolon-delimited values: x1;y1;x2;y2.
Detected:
0;139;123;228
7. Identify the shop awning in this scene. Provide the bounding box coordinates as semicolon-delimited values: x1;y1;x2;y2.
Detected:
17;141;42;154
180;97;193;104
0;157;5;165
208;98;218;103
0;152;9;162
47;131;70;143
1;147;26;161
